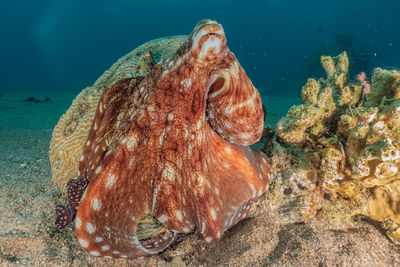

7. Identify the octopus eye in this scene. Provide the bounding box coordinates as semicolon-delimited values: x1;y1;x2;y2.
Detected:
136;214;176;252
136;214;167;241
208;77;225;96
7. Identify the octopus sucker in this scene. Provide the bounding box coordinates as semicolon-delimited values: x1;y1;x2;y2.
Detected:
55;19;269;259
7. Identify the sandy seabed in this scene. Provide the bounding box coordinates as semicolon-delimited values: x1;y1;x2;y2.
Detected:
0;91;399;266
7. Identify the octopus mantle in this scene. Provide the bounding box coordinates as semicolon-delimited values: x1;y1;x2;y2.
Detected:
58;19;269;259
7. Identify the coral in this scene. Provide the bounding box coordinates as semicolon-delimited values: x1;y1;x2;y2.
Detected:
368;179;400;244
49;36;187;192
272;51;400;243
365;68;400;107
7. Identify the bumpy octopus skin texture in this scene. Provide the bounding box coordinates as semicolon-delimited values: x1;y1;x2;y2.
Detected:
71;19;269;259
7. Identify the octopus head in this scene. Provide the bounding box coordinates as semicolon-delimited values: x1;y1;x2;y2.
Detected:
187;19;228;67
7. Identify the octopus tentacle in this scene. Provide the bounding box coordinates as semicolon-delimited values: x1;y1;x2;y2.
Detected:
78;78;143;180
74;143;174;257
196;124;269;241
55;204;74;230
74;78;178;257
55;178;88;230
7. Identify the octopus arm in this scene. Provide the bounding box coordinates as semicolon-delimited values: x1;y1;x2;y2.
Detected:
207;55;264;146
75;78;176;258
75;144;176;258
78;78;142;179
194;124;269;242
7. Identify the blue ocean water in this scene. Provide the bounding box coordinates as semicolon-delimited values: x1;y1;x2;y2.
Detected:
0;0;399;97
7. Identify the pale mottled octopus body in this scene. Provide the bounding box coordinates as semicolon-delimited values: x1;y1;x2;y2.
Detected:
66;20;269;259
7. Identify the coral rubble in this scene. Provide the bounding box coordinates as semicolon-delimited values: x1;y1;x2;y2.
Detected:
271;51;400;243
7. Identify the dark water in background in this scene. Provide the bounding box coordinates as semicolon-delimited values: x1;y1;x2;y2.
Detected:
1;0;399;97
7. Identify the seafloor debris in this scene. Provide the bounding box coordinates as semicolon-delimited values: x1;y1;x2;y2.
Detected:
23;96;51;103
270;51;400;244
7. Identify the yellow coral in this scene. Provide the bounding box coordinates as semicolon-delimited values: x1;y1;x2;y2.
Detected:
274;51;400;245
368;179;400;225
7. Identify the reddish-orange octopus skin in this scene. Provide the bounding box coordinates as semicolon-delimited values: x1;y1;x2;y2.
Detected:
73;19;269;259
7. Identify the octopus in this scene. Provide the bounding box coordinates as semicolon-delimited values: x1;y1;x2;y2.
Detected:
55;19;269;259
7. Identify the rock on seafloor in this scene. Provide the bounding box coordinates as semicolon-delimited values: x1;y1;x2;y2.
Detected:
271;51;400;244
